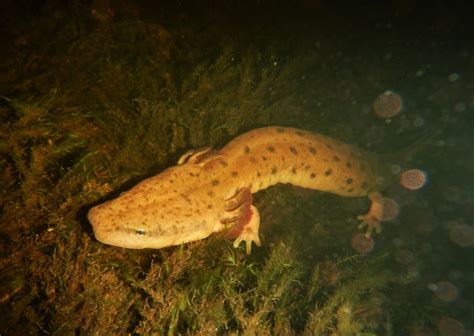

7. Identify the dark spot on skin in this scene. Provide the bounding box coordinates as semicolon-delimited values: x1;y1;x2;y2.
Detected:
333;155;340;162
347;188;354;193
308;146;317;155
211;179;220;186
290;146;298;155
219;160;228;167
271;166;278;174
292;167;297;174
304;165;311;170
207;191;214;197
244;146;250;154
169;179;174;183
257;171;261;177
181;194;191;203
346;162;352;168
207;204;213;209
346;178;353;184
310;173;316;179
276;128;285;133
231;171;238;177
262;156;268;161
267;146;276;153
250;156;257;163
324;169;332;176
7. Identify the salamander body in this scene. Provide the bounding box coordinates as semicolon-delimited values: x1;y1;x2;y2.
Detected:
88;126;385;253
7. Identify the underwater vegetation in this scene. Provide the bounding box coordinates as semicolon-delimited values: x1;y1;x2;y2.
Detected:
1;1;473;335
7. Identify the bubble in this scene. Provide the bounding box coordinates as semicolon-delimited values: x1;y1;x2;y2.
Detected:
400;117;410;128
394;248;415;266
381;197;399;221
413;116;424;127
448;73;460;82
427;283;437;291
400;169;427;190
453;102;466;113
392;237;403;247
406;265;419;281
351;233;374;254
448;270;463;281
376;176;386;186
428;281;459;302
372;90;403;119
448;223;474;247
437;316;465;336
390;164;402;174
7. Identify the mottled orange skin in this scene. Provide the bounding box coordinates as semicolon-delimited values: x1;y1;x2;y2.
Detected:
88;127;385;253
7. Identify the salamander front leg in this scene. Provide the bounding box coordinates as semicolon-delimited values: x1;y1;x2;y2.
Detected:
357;192;383;238
221;188;262;254
233;205;261;255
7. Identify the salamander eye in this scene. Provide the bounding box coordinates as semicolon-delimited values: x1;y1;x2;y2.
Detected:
135;229;146;236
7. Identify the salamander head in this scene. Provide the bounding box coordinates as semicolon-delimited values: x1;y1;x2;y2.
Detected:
87;164;225;249
88;194;219;249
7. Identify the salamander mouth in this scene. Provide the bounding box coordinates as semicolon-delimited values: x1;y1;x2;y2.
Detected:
91;225;149;249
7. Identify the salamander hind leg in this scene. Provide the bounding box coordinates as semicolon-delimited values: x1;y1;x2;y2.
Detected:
233;205;261;255
357;192;383;238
